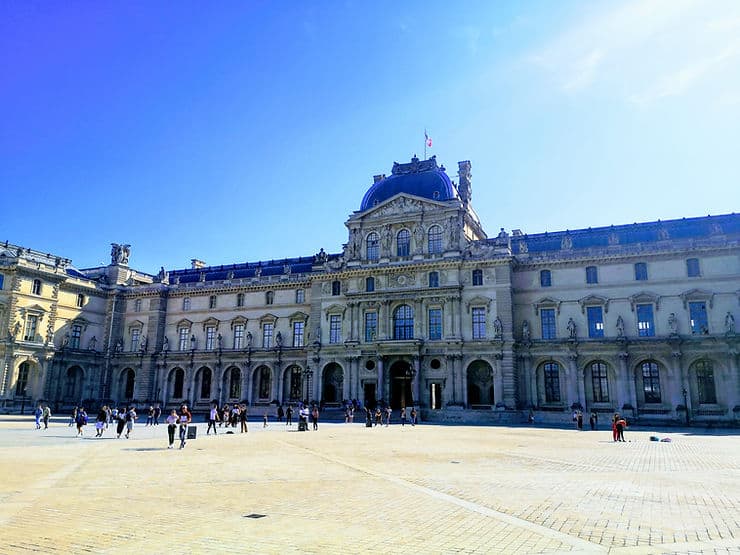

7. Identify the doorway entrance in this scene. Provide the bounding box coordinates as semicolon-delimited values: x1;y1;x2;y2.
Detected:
389;360;413;409
363;382;376;409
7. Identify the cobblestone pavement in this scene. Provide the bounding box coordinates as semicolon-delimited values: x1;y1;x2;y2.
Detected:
0;417;738;554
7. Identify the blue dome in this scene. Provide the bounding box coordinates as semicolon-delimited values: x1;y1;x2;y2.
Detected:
360;156;458;211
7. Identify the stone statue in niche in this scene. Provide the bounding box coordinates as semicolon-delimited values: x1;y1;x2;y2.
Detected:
162;336;169;351
381;225;392;252
87;336;97;351
567;318;577;339
413;223;424;252
521;320;530;341
616;315;625;337
668;312;678;335
493;316;503;339
725;312;735;334
448;216;460;245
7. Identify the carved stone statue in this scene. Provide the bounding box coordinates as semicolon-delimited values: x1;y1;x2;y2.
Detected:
313;248;327;264
314;325;322;344
616;315;625;338
246;331;253;348
162;336;169;351
62;333;70;348
157;266;168;282
110;243;131;265
275;331;283;348
115;338;123;353
725;312;735;334
413;223;424;252
522;320;530;341
140;336;148;352
13;321;21;339
448;216;460;245
87;336;97;351
254;266;262;277
567;318;577;339
668;312;678;335
493;316;503;339
217;333;223;349
381;225;392;252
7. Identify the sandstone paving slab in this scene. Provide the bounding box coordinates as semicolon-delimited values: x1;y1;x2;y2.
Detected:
0;417;737;554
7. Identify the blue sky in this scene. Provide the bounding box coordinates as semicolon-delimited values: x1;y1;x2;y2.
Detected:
2;1;739;273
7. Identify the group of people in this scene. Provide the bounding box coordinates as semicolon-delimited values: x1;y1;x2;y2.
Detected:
33;404;52;429
572;410;601;431
206;403;249;434
364;405;417;427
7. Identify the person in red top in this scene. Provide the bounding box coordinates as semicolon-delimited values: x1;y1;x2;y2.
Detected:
178;404;192;449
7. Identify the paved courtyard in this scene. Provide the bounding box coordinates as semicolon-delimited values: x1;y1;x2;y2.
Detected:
0;416;738;555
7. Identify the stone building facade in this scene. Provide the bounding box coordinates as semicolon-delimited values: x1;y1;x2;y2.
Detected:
1;155;739;424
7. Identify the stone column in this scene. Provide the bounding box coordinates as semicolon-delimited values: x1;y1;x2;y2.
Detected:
446;354;456;404
569;353;583;409
727;349;739;408
462;359;469;407
342;359;350;401
244;364;252;403
377;356;384;404
494;354;505;406
672;351;689;415
412;356;420;407
381;301;391;340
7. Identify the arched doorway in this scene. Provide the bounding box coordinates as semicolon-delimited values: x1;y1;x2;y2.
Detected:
168;368;186;401
195;366;212;401
322;363;343;403
252;366;272;402
119;368;135;401
224;366;241;401
283;365;303;403
64;366;84;403
389;360;413;409
467;360;494;406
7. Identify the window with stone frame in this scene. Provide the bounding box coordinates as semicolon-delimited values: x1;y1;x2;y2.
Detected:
540;270;552;287
641;361;661;403
590;361;609;402
587;306;604;338
236;293;245;307
233;324;244;349
76;294;85;307
428;225;443;254
134;299;142;312
428;271;439;288
15;362;30;396
585;266;598;284
32;279;42;295
366;232;379;261
694;360;717;404
540;308;556;339
543;362;561;403
689;301;708;334
393;304;414;340
636;304;655;337
686;258;701;277
70;324;82;349
0;273;4;290
329;314;342;344
634;262;648;281
262;322;274;349
178;327;190;350
472;269;483;286
331;280;340;296
397;229;410;257
130;328;141;351
292;321;305;347
295;289;305;303
24;315;38;342
205;326;216;350
265;291;274;305
366;276;375;292
182;297;191;311
472;307;486;339
209;295;217;309
364;311;377;342
428;308;442;340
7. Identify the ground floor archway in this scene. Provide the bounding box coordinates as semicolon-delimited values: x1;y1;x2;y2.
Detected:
389;360;413;409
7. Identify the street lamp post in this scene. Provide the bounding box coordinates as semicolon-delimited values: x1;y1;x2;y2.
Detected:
682;387;690;425
303;366;313;404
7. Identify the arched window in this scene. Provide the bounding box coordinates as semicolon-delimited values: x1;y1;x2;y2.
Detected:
693;360;716;404
428;225;442;254
15;362;30;396
542;362;561;403
199;367;212;399
366;232;379;261
228;367;241;399
640;361;661;403
172;368;185;398
428;271;439;288
259;367;271;399
397;229;410;257
366;276;375;292
393;304;414;340
590;362;609;402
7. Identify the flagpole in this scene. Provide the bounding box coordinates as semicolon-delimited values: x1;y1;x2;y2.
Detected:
424;129;427;160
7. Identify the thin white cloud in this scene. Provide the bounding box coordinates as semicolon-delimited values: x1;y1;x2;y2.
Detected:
531;0;740;104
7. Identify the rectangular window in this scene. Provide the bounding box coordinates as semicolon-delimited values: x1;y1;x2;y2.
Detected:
540;308;556;339
636;304;654;337
179;327;190;350
233;324;244;349
134;299;142;312
331;281;340;296
428;308;442;340
76;294;85;308
634;262;648;281
0;274;4;290
689;301;708;334
209;295;217;309
472;269;483;286
262;323;274;348
642;362;661;403
544;362;561;403
429;272;439;288
364;312;377;342
183;298;191;311
205;326;216;350
686;258;700;277
236;293;244;307
131;328;140;352
587;306;604;338
585;266;598;284
293;321;305;347
472;307;486;339
70;324;82;349
24;315;38;342
329;314;341;344
540;270;551;287
295;289;305;303
32;279;42;295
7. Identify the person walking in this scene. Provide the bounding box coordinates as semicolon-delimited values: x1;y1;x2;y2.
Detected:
115;407;127;438
410;407;417;426
576;411;583;431
277;405;284;423
239;404;248;433
385;406;392;427
374;407;382;427
589;411;598;431
285;405;293;426
179;404;192;449
42;405;52;429
34;404;43;430
311;405;319;431
611;413;620;442
153;405;161;426
75;407;88;437
400;407;407;427
220;404;229;428
95;406;108;437
166;409;178;448
124;406;137;439
146;406;154;427
69;406;78;427
206;404;219;435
